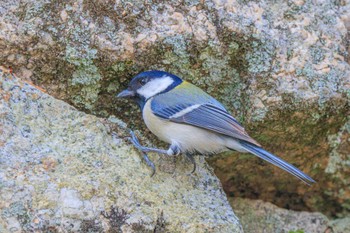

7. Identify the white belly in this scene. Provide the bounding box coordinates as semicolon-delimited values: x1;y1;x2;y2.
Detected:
142;100;236;154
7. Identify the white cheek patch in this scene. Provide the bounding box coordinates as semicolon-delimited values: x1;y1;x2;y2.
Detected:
137;76;174;99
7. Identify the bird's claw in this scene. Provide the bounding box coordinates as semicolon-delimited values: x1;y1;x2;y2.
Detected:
186;153;196;174
128;130;196;175
142;152;156;177
129;130;156;177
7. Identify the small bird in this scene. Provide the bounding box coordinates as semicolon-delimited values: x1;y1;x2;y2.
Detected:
117;70;315;184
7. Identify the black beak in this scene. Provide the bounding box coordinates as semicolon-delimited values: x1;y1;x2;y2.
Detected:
117;89;135;98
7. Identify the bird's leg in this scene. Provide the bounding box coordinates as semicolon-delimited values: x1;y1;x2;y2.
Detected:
128;130;184;176
168;143;181;156
141;152;156;177
129;130;168;155
185;152;196;174
129;130;164;176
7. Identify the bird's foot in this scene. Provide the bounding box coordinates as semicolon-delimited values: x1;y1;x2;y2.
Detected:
185;153;196;174
128;130;196;175
141;152;156;177
128;130;157;176
128;130;169;177
129;130;168;154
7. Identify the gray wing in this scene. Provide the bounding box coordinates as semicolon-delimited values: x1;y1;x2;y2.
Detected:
150;82;260;146
169;103;261;146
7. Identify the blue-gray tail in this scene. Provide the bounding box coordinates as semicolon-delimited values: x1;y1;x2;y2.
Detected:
240;141;315;185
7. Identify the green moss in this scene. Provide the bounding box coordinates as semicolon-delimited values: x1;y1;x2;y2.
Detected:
288;230;305;233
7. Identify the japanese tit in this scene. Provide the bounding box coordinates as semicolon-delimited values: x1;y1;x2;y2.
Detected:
117;70;315;184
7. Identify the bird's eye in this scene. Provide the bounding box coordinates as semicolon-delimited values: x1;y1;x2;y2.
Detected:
139;78;147;85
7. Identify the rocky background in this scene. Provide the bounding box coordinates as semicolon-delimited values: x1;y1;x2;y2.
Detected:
1;0;350;232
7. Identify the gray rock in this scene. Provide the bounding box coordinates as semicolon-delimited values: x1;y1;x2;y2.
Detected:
231;197;350;233
329;217;350;233
1;0;350;225
0;72;242;232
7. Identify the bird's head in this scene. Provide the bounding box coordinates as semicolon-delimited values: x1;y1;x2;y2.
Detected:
117;70;182;107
